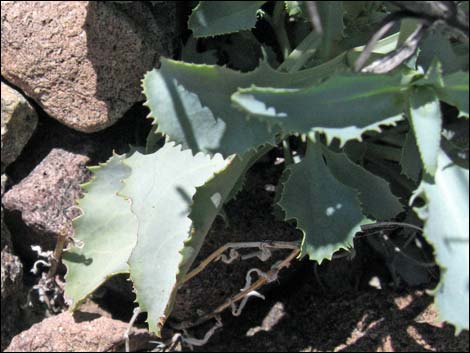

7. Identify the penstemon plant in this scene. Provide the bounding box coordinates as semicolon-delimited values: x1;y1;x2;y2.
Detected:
63;1;469;339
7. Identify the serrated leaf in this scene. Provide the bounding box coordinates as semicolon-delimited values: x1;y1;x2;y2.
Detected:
272;166;291;221
63;154;137;310
179;147;266;283
143;59;274;157
400;131;422;182
412;149;469;332
188;1;266;38
279;139;367;262
232;72;406;147
143;58;349;157
321;146;403;220
408;87;442;176
121;142;229;334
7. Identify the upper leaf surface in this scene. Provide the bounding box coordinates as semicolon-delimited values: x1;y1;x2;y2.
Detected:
64;154;137;310
279;140;366;261
321;146;403;220
143;58;349;157
232;72;406;146
188;1;266;38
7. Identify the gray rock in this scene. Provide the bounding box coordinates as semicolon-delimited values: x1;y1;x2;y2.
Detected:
1;245;23;351
4;311;155;352
1;207;11;252
1;82;38;171
1;1;177;133
2;149;91;253
1;173;12;250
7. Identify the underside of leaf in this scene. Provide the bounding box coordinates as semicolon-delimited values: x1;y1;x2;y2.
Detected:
121;142;229;335
412;149;469;332
408;87;442;176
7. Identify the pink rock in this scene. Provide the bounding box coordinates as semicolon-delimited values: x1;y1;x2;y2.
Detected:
1;1;176;133
5;311;155;352
2;149;91;253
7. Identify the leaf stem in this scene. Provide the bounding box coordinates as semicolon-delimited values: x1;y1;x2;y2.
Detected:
47;230;68;281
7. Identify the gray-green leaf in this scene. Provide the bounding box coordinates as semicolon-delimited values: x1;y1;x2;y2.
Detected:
122;142;229;334
321;146;403;220
400;131;422;182
188;1;266;38
412;149;469;332
279;139;367;261
408;87;442;176
232;72;406;146
64;154;137;310
143;58;349;157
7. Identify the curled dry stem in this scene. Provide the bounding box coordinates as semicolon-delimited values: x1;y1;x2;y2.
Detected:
181;240;299;285
173;247;300;331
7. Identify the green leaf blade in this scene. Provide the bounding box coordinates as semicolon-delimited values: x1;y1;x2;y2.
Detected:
316;1;344;59
143;59;276;157
408;87;442;176
122;143;228;335
412;149;469;332
64;154;137;310
232;72;406;146
143;58;350;157
279;140;366;262
181;147;267;280
188;1;266;38
400;131;422;182
321;147;403;220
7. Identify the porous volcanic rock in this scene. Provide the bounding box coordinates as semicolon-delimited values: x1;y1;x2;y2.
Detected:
1;174;24;351
2;148;91;254
1;82;38;171
1;1;176;132
4;311;155;352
